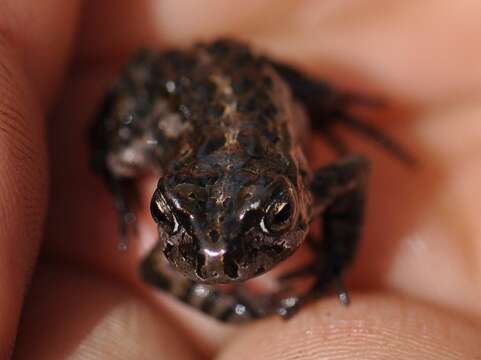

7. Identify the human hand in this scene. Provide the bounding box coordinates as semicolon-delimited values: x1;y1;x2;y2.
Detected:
4;1;481;359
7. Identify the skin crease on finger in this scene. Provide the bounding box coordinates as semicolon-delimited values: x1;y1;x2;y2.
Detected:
217;295;481;360
0;0;81;357
14;0;481;358
0;41;45;360
13;264;197;360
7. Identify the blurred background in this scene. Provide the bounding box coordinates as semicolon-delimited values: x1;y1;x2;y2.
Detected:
1;1;480;359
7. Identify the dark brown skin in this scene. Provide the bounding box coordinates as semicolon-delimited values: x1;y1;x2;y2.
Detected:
90;40;408;322
93;42;313;283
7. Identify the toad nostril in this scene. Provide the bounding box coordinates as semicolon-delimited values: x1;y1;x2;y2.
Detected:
209;230;219;243
223;254;239;279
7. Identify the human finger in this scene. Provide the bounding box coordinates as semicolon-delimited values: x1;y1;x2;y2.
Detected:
0;1;81;355
13;263;197;360
218;295;481;360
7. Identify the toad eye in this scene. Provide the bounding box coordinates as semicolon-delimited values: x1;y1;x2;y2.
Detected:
150;191;179;234
261;189;297;234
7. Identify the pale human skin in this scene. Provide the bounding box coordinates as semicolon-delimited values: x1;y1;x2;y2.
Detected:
2;1;481;358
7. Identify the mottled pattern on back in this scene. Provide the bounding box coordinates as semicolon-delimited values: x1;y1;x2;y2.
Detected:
90;39;409;323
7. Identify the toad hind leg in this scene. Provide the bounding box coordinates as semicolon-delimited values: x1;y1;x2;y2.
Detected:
89;50;177;251
95;167;137;252
276;155;369;318
271;61;415;166
90;98;139;252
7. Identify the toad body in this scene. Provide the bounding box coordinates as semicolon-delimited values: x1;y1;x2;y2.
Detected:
90;40;412;323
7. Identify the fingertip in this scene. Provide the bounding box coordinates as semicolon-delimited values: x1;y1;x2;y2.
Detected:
14;263;198;360
218;294;481;360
